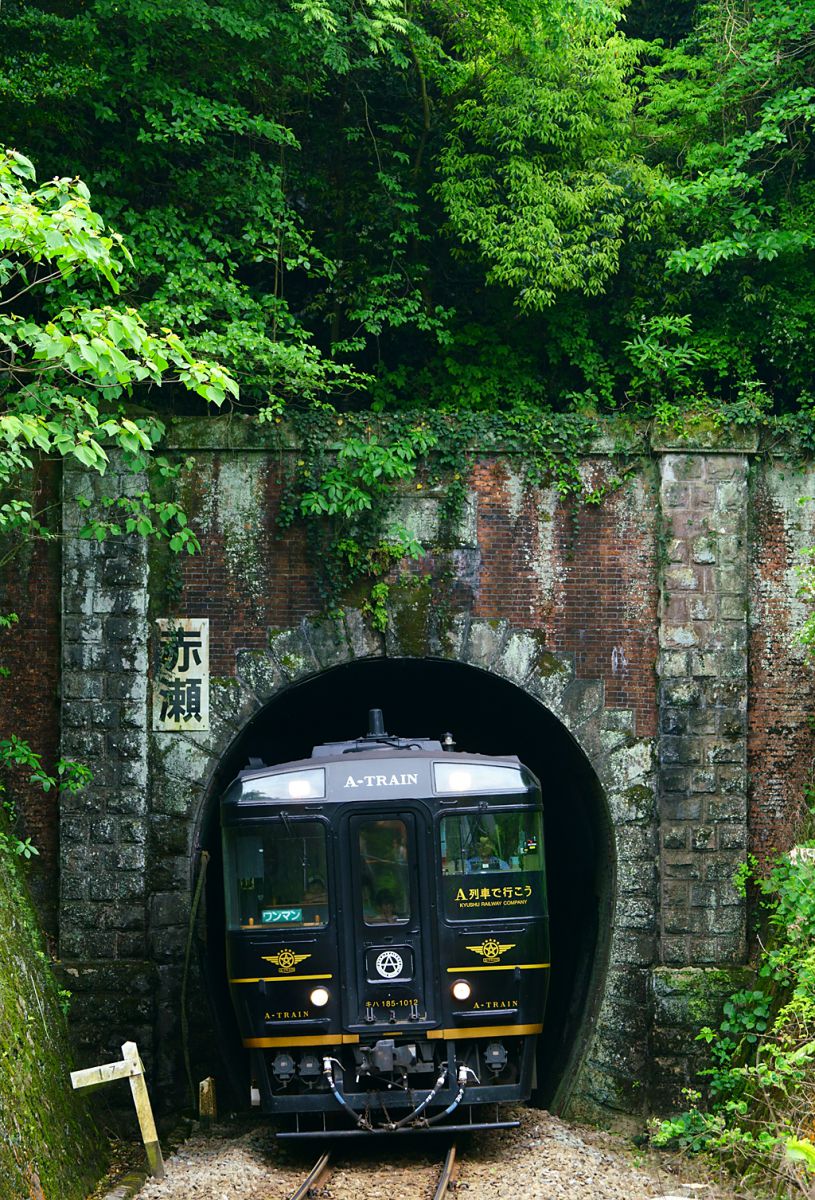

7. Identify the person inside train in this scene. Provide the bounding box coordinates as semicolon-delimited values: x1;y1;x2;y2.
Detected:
465;835;510;872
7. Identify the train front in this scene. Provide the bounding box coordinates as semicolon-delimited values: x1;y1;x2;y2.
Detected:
221;724;549;1136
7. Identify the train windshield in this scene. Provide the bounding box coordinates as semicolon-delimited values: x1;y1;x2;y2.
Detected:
439;810;544;920
222;820;328;930
358;818;411;925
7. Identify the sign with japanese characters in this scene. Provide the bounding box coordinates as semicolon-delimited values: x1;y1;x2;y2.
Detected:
443;874;540;916
152;618;210;731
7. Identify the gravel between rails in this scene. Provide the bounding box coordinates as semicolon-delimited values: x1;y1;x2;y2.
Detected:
128;1109;748;1200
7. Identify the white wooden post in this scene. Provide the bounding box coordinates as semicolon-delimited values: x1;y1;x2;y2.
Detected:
71;1041;165;1179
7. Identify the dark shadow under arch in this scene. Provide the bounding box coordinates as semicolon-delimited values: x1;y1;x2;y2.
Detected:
197;657;615;1111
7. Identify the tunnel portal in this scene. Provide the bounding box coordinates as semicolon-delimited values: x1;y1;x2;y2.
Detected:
199;656;615;1110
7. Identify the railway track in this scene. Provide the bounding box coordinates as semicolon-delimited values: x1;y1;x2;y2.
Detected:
286;1141;459;1200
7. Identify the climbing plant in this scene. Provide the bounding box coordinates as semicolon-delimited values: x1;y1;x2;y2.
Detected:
652;852;815;1195
0;145;237;858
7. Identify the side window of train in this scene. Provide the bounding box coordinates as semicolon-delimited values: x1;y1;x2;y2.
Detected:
439;810;545;920
223;819;329;930
358;819;411;925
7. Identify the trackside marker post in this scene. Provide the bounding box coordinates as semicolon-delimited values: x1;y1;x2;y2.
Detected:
71;1041;166;1179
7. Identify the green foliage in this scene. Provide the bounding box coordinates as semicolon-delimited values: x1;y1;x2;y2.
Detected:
0;147;237;557
653;852;815;1196
0;721;91;861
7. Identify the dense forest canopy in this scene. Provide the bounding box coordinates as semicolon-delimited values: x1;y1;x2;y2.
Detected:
1;0;812;425
0;0;814;613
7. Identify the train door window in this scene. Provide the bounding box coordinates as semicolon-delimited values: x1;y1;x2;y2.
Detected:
358;819;410;925
222;819;329;929
439;810;544;920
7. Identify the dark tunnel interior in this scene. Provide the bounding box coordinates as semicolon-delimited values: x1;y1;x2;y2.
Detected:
197;657;615;1111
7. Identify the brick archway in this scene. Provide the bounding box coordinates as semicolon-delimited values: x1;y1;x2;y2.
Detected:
168;608;656;1119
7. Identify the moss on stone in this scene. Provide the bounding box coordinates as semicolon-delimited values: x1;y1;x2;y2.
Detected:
652;965;753;1028
389;578;434;658
0;852;108;1200
536;650;569;677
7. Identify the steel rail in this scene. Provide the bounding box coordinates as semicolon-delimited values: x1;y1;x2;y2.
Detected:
287;1150;332;1200
432;1142;458;1200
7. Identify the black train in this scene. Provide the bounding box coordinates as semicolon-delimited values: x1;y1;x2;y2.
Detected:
221;709;549;1137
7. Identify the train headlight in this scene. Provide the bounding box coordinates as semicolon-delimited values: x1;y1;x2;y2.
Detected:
451;979;472;1002
310;986;330;1007
434;762;524;793
246;768;325;801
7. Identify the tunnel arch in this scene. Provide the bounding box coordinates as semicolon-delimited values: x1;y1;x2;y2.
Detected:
181;613;655;1117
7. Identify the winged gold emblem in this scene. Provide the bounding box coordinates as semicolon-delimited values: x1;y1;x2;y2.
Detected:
466;938;515;964
262;948;311;974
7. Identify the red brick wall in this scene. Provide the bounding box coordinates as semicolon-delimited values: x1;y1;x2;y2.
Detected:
0;462;62;930
748;466;815;865
471;458;660;738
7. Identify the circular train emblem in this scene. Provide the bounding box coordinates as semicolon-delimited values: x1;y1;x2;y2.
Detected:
375;950;404;979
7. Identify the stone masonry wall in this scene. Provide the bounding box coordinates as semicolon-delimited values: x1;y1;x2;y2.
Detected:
3;426;813;1115
58;462;156;1070
657;453;748;968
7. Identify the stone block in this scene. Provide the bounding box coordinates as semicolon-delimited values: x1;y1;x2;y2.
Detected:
660;708;687;735
150;892;190;927
268;625;321;680
661;681;701;708
690;651;723;677
463;619;508;669
64;642;107;671
609;784;655;825
342;608;386;660
104;616;147;642
662;456;703;483
690;596;716;621
63;673;104;700
662;826;688;850
63;616;103;643
60;872;89;901
660;623;698;649
107;674;148;705
617;858;658;895
662;482;691;508
303;614;350;669
609;929;657;966
659;736;700;766
62;729;106;759
59;929;118;958
707;794;747;822
719;825;747;850
106;790;148;816
89;817;118;844
720;594;747;620
663;565;700;591
117;931;149;957
616;896;656;931
118;820;148;845
119;758;148;788
662;854;702;880
691;826;715;850
494;631;544;685
662;880;688;909
691;536;717;564
149;926;187;962
107;730;146;761
119;699;148;728
149;815;193;856
89;871;145;902
235;649;287;702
